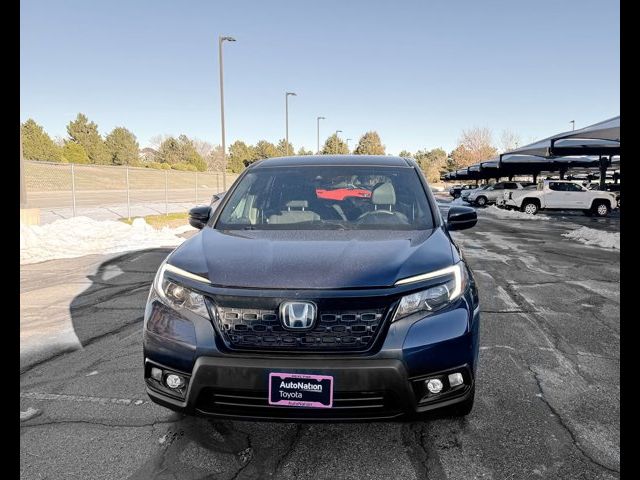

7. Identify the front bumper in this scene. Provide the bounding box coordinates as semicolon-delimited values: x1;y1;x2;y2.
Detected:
146;356;475;421
144;299;480;421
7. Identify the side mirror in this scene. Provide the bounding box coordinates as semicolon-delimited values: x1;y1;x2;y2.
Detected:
447;206;477;231
188;205;212;229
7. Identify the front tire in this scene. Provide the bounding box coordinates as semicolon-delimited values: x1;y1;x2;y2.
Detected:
521;201;538;215
475;196;487;207
592;201;610;217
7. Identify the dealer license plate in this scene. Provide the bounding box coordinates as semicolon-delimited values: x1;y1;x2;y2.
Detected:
268;372;333;408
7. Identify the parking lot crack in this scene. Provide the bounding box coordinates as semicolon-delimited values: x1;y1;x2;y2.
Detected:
269;423;305;479
526;365;619;475
21;418;178;429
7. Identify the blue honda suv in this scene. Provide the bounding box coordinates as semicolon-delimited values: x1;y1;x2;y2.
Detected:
143;155;480;420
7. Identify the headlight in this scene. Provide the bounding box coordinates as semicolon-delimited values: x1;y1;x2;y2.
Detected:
393;263;468;321
152;261;210;318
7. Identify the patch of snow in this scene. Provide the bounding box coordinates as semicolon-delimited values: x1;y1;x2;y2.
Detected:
20;407;41;421
562;226;620;250
159;434;167;445
169;224;197;235
450;197;465;205
21;217;192;265
483;206;550;220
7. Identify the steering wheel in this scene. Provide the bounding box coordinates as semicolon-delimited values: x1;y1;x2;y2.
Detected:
356;210;406;225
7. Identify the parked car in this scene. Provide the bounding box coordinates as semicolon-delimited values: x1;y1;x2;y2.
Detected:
504;180;618;216
449;184;476;198
144;155;480;420
587;183;620;208
467;181;533;207
461;185;489;203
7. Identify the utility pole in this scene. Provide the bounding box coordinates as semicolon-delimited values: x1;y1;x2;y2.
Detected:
218;35;236;189
316;116;325;154
285;92;297;156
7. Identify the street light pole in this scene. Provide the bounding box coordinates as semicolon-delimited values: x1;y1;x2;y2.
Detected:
285;92;297;156
570;120;575;131
316;116;325;154
219;35;236;189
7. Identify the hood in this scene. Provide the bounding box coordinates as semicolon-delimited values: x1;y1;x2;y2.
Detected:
168;227;455;289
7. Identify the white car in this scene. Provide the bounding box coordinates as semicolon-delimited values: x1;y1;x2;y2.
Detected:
504;180;618;216
467;181;533;207
461;185;488;202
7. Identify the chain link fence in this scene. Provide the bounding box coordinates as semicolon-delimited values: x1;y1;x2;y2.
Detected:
24;161;239;217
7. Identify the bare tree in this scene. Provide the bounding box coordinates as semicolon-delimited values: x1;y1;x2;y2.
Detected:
450;127;498;168
192;138;214;158
500;129;521;153
206;144;226;171
148;134;171;151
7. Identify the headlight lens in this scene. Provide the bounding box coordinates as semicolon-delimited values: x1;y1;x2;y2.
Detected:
393;263;467;321
152;261;210;318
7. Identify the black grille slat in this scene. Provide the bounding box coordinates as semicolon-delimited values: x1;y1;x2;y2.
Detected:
212;305;386;352
199;389;399;417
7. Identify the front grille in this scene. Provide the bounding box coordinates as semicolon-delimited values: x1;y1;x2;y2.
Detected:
196;388;401;419
211;304;388;353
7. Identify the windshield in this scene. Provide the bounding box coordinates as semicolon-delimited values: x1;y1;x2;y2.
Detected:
215;166;434;230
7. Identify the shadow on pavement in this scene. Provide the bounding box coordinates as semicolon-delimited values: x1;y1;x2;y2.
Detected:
69;248;173;348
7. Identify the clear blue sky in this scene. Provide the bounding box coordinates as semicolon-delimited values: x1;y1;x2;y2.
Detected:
20;0;619;154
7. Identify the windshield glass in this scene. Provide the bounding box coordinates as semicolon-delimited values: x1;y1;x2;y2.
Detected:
215;166;434;230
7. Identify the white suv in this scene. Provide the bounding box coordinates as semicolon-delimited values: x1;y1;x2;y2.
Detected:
504;180;618;216
467;182;531;207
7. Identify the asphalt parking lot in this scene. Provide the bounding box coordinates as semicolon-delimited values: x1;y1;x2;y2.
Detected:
20;202;620;479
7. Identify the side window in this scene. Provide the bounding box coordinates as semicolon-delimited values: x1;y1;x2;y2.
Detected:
548;182;563;191
504;183;517;189
493;184;504;190
566;183;583;192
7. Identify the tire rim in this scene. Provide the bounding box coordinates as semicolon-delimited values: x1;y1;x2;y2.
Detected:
478;198;486;206
597;204;608;215
524;203;536;214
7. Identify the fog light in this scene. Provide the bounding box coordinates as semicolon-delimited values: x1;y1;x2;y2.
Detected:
426;378;443;394
150;367;162;381
165;374;185;389
448;372;464;387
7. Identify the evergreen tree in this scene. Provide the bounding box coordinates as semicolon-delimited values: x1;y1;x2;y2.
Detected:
321;134;349;154
276;139;295;156
228;141;255;173
21;119;62;162
297;146;314;155
105;127;140;165
66;113;110;164
62;142;90;164
254;140;279;160
156;137;182;165
353;131;385;155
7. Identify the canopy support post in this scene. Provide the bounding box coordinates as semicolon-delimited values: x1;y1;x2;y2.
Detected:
599;156;609;189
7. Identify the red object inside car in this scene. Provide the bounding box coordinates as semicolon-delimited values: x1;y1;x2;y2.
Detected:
315;188;372;201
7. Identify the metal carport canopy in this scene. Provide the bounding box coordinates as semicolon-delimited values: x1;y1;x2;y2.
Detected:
498;116;620;161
